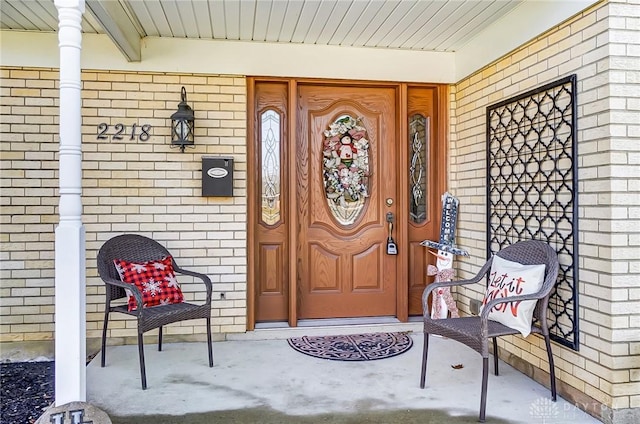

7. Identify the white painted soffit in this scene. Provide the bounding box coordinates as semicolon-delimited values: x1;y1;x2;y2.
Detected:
0;0;526;53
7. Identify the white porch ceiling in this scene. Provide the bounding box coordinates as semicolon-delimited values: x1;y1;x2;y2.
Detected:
0;0;598;82
2;0;525;62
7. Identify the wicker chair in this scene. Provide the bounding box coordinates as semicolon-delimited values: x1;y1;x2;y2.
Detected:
97;234;213;389
419;240;559;422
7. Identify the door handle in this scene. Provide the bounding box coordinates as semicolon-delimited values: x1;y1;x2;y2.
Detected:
386;212;398;255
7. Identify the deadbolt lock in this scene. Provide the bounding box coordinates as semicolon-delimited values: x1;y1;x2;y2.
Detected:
386;198;393;206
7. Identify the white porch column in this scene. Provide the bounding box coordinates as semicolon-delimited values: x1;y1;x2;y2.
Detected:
54;0;86;405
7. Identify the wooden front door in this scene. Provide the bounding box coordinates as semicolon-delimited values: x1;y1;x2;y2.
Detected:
248;78;447;328
296;84;398;319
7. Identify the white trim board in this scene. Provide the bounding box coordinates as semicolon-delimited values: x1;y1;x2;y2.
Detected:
0;31;455;83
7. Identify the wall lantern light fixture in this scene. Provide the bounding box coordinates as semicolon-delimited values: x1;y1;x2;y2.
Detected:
170;86;195;152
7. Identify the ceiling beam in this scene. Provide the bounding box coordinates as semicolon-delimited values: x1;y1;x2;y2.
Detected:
85;0;141;62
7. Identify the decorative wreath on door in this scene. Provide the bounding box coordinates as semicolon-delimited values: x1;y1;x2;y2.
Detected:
322;115;370;206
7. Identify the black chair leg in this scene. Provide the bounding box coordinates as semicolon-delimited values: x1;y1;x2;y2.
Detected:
206;316;213;367
158;326;163;351
480;357;489;422
101;308;109;367
138;331;147;390
420;332;429;389
492;337;499;376
544;334;557;401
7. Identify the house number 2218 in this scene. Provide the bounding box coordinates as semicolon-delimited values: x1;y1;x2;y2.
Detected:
96;123;152;141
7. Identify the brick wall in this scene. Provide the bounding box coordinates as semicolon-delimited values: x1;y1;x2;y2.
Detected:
450;1;639;423
0;69;248;345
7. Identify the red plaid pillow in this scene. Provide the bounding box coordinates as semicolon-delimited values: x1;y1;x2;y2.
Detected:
113;256;184;311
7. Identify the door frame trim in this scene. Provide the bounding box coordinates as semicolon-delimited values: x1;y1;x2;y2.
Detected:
287;79;298;328
247;77;448;330
397;83;409;322
247;77;255;330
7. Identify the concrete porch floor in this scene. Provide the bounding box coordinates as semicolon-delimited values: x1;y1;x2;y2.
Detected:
87;322;601;423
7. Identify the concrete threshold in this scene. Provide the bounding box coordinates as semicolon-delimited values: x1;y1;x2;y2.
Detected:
232;318;423;341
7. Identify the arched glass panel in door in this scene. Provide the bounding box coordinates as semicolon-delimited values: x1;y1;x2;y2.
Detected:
322;115;370;226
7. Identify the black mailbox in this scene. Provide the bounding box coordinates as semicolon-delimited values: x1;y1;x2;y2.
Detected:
202;156;234;197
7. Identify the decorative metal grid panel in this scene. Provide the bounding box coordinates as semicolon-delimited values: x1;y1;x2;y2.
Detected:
486;75;579;350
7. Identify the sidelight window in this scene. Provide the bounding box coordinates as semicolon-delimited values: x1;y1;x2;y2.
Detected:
409;114;429;224
260;109;281;226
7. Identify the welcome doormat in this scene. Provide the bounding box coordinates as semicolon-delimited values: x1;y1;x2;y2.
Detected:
287;332;413;361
